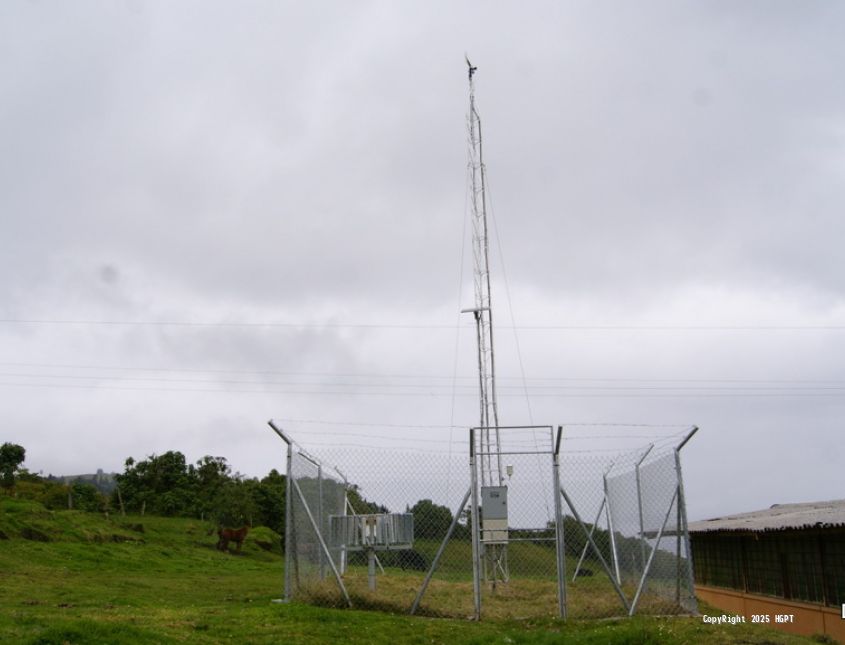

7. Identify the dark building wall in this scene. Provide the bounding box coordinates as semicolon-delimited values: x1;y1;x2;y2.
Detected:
691;529;845;607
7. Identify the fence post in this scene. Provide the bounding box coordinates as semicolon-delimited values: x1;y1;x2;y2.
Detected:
674;426;699;613
335;467;349;576
635;445;653;577
318;464;325;580
284;439;294;600
603;468;621;585
552;426;567;619
676;478;682;605
268;420;295;602
469;427;482;620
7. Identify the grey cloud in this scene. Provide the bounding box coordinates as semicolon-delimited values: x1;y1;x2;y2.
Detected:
1;1;843;520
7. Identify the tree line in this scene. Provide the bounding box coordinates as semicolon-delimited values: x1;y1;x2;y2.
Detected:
1;444;391;541
4;441;655;574
1;443;287;531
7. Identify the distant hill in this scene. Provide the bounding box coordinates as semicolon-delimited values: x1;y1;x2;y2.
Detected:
45;469;118;494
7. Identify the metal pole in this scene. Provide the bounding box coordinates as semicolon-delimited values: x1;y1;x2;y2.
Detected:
469;428;482;619
337;469;348;576
410;487;472;615
552;426;567;619
676;425;698;452
317;465;325;580
477;116;503;488
284;440;293;601
268;420;295;602
675;438;699;613
291;477;352;608
464;310;489;488
603;471;622;585
676;481;682;606
635;445;653;578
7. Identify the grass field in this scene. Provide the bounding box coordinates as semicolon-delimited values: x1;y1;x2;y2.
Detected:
316;537;700;620
0;497;825;644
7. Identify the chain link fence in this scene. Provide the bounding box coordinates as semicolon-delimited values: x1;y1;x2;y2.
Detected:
561;436;697;618
283;440;349;604
270;420;697;620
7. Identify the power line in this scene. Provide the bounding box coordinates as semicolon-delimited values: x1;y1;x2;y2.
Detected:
5;371;845;392
3;318;845;330
3;362;845;386
0;319;462;329
4;380;845;398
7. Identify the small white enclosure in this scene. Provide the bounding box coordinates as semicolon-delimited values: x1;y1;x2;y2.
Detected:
480;486;509;544
328;513;414;551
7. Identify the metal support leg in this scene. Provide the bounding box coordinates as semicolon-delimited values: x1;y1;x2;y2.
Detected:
346;498;385;574
573;497;606;581
367;548;376;591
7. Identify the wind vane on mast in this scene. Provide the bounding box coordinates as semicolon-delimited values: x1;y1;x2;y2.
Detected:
465;54;477;80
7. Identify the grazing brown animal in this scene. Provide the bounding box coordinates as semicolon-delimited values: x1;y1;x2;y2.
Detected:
214;526;249;553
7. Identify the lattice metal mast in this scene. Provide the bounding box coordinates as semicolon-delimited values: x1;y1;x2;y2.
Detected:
465;58;503;488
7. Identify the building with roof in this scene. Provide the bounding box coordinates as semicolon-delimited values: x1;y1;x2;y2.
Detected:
689;499;845;642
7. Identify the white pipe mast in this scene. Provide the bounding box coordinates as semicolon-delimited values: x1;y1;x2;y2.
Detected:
464;58;503;488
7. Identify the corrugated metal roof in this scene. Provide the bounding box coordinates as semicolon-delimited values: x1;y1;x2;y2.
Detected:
688;499;845;533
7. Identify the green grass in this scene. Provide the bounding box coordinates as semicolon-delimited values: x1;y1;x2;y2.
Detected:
0;497;820;644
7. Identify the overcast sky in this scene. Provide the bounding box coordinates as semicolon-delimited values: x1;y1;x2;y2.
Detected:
2;1;844;521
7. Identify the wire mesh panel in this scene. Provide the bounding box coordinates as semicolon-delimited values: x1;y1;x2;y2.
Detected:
559;427;698;619
637;450;696;614
287;448;346;603
313;447;476;617
560;450;630;618
559;431;697;618
605;452;646;588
